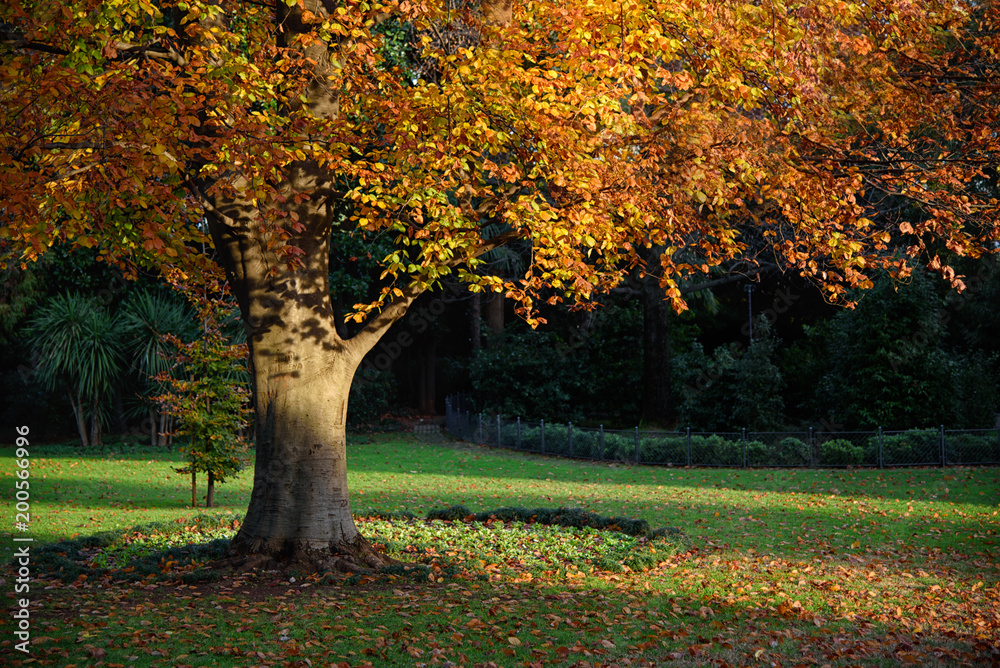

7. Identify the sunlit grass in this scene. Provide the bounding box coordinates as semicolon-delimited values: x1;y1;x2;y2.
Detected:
2;434;997;562
2;434;998;667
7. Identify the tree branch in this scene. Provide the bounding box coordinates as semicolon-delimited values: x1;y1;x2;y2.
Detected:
346;229;519;358
2;27;187;66
346;281;428;360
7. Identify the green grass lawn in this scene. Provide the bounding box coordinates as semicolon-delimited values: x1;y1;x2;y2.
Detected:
2;434;999;667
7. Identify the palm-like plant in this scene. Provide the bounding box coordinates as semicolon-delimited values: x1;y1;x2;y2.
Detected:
28;294;123;446
119;290;199;445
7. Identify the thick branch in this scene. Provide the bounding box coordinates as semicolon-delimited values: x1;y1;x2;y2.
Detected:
347;281;427;359
347;230;518;356
0;32;68;55
2;27;187;66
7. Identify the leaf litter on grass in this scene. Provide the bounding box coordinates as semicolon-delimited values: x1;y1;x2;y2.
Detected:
15;512;1000;667
4;438;999;666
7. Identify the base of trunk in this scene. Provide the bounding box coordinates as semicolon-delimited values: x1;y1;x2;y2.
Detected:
212;532;397;574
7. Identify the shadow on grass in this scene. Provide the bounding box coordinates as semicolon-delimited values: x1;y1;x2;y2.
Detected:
20;530;999;668
349;437;1000;507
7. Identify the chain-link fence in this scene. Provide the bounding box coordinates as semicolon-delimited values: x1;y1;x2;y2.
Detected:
445;395;1000;468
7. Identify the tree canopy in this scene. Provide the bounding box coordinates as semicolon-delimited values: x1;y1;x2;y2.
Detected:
3;0;997;311
2;0;998;569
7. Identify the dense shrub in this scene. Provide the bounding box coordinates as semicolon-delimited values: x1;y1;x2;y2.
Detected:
689;434;742;466
818;439;863;466
349;366;397;429
819;271;959;430
944;432;999;464
733;320;786;431
603;431;635;462
469;330;582;421
773;437;810;466
866;429;941;465
674;317;786;432
746;440;768;466
638;435;687;464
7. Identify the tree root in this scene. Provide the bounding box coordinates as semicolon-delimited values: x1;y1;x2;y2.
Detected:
209;532;399;575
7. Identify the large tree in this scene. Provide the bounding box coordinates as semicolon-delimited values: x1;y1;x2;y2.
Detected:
2;0;998;569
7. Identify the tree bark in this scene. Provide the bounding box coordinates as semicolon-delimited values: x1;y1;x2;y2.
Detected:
69;391;89;447
484;292;504;338
206;171;421;571
206;470;215;508
470;291;482;352
89;394;101;447
191;468;197;508
158;411;168;447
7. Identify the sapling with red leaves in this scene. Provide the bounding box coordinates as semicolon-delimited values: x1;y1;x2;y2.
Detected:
155;315;251;508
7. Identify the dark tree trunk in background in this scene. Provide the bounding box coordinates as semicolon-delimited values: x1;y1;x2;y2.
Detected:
484;292;504;339
641;279;673;427
470;291;482;351
417;336;437;413
206;471;215;508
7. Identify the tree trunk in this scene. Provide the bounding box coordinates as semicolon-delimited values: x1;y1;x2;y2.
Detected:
418;337;437;414
198;0;508;573
158;411;167;447
484;291;504;339
470;290;482;352
89;394;101;447
191;468;197;508
69;391;89;447
207;175;417;573
641;280;673;427
206;470;215;508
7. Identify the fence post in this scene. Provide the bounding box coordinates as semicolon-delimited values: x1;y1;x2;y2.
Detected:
445;396;451;433
878;427;883;469
742;428;747;469
540;419;545;454
497;415;502;448
478;413;483;444
940;424;945;467
685;427;691;467
466;411;471;440
568;422;573;457
599;425;605;462
635;427;640;464
809;427;815;468
517;417;522;450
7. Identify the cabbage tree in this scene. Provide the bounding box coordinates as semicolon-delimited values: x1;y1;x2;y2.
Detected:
28;294;122;446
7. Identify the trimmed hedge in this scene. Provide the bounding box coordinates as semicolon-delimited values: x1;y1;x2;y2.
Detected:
490;421;1000;467
426;504;683;541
